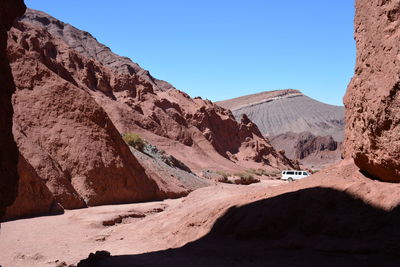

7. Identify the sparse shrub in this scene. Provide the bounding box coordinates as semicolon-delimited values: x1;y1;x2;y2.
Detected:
265;170;282;177
233;172;260;185
234;172;254;180
123;133;146;152
218;176;234;184
247;168;270;176
216;170;230;179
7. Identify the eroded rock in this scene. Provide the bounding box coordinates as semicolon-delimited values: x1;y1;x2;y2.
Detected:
344;0;400;182
0;0;26;218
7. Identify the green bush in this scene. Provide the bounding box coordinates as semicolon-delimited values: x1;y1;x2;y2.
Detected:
123;133;146;152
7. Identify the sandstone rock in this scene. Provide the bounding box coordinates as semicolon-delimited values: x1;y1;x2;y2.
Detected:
344;0;400;182
5;9;298;219
0;0;26;218
7;22;162;213
15;9;297;174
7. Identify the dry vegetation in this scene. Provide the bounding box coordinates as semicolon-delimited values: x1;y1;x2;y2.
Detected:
215;168;282;185
123;133;146;152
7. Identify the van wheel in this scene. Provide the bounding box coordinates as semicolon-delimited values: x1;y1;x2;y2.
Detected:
288;177;294;182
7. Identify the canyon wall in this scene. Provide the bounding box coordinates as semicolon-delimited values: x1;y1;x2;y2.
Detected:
13;9;296;173
4;9;297;219
0;0;26;217
344;0;400;182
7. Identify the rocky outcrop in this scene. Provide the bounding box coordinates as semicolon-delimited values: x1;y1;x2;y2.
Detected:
344;0;400;182
0;0;26;218
13;9;296;173
270;132;341;169
5;19;167;219
5;9;296;219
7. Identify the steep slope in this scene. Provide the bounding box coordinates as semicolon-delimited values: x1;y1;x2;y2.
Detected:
5;16;210;220
270;132;341;169
344;0;400;182
217;89;345;141
217;89;344;168
0;0;26;218
5;9;296;219
14;9;296;173
7;22;166;217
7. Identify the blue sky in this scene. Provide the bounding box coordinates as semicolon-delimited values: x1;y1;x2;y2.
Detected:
25;0;355;106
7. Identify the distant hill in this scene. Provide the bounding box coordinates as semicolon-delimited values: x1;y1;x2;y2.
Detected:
217;90;345;168
217;89;344;141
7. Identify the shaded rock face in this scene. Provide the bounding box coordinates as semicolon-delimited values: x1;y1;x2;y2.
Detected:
5;155;63;220
0;0;26;218
344;0;400;182
270;132;341;169
13;9;296;173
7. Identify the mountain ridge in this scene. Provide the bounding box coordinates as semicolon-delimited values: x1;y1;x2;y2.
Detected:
217;89;345;141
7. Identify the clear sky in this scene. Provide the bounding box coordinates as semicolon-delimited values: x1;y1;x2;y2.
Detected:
25;0;355;106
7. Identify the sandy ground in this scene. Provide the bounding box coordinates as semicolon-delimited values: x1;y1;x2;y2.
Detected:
0;180;284;267
3;160;400;267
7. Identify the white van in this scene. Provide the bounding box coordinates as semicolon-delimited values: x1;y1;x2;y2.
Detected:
281;170;310;182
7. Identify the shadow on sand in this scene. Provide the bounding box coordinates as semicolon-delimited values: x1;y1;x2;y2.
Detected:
78;187;400;267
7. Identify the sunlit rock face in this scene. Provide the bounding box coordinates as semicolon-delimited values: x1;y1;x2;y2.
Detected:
344;0;400;182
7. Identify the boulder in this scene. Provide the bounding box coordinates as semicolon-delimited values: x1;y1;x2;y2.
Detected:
344;0;400;182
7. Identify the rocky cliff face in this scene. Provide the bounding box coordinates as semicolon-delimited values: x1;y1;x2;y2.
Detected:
13;9;296;173
344;0;400;182
5;18;171;219
270;132;341;169
0;0;26;218
4;9;296;219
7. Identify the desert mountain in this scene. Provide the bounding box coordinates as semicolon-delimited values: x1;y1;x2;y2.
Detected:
217;89;344;168
4;9;296;219
217;89;344;140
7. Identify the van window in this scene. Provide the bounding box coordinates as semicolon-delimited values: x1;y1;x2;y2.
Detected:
286;171;294;175
303;172;308;175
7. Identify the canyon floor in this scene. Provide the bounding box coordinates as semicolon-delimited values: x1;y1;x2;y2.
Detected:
2;161;400;267
1;179;284;267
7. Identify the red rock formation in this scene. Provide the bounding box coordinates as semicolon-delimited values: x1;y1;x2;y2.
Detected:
0;0;26;218
6;21;166;218
14;9;296;173
344;0;400;182
5;9;297;219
